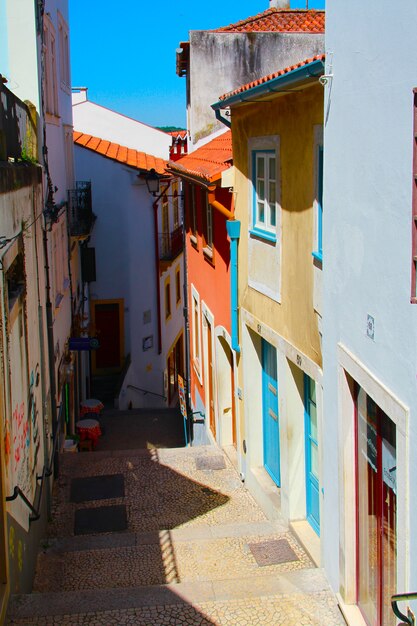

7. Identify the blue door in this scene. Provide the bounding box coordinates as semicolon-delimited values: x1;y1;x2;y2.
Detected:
304;374;320;535
262;339;280;486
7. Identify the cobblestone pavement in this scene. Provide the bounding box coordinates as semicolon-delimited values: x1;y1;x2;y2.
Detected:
7;436;346;625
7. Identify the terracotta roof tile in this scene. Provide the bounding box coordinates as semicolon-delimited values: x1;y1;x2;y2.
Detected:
167;131;232;184
219;54;325;101
215;8;324;33
73;132;167;175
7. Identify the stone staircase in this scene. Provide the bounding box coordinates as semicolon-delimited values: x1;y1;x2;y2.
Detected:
6;443;345;625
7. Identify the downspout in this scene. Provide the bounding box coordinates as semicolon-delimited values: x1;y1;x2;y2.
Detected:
152;199;162;354
226;220;241;354
207;190;240;353
42;219;59;477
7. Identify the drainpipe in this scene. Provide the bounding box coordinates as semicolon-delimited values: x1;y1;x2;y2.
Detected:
226;220;241;354
152;199;162;354
42;219;59;477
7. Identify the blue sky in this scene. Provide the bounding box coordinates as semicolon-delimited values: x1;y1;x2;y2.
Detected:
69;0;325;128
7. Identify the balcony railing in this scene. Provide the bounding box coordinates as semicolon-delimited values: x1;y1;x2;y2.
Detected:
159;226;183;261
68;181;95;238
0;78;37;162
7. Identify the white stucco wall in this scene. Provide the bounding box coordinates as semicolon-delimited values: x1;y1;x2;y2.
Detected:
72;96;171;160
323;0;417;604
187;31;324;150
74;145;166;407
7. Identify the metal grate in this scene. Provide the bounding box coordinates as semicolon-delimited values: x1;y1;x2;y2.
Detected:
248;538;299;567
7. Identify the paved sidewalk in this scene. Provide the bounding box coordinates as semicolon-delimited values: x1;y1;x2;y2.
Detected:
7;438;345;625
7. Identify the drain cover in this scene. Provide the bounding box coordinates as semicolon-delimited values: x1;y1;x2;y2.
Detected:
74;505;127;535
248;538;299;566
195;456;226;470
70;474;125;503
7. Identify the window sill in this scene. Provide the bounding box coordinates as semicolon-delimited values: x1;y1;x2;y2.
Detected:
203;246;214;265
193;359;202;385
190;234;198;249
249;228;277;244
45;112;61;126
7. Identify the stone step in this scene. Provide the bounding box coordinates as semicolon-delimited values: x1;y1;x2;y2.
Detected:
8;569;343;623
34;524;304;593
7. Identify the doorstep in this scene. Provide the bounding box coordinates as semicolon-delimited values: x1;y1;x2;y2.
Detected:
290;519;321;567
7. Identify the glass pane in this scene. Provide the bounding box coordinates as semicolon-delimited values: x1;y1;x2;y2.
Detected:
269;157;276;180
309;402;318;441
309;378;316;403
257;156;264;178
310;441;319;477
269;181;276;204
270;203;276;227
258;202;265;223
257;179;265;201
357;390;379;626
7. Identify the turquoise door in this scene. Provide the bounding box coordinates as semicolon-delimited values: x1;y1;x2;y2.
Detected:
262;339;280;486
304;374;320;535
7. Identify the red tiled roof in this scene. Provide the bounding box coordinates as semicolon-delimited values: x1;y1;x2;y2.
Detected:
73;131;167;174
215;8;324;33
167;131;232;184
219;54;325;101
167;130;187;138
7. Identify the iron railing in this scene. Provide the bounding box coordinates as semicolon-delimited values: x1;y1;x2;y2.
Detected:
127;384;167;401
0;79;37;162
5;403;63;524
392;592;417;625
159;226;183;261
68;181;95;237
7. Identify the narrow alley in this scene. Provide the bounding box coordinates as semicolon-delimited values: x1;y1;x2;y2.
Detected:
6;409;344;625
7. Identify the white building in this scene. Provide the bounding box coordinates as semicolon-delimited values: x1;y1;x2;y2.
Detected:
322;2;417;625
73;123;184;410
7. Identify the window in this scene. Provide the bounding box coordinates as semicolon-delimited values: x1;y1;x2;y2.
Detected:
202;190;213;254
58;13;70;91
251;150;277;241
165;279;171;320
191;286;202;379
312;144;323;262
172;182;179;229
63;124;74;188
52;218;68;308
188;184;197;242
43;16;58;117
175;267;181;305
161;194;169;257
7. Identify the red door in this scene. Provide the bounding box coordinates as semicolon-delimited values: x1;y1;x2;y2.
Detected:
93;302;122;371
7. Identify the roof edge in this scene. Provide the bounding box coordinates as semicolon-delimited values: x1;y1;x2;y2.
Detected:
212;56;324;110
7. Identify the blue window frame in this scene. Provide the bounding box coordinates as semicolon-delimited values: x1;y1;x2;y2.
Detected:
250;150;277;242
312;145;323;262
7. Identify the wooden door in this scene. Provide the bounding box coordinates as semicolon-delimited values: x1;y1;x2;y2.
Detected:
92;301;123;373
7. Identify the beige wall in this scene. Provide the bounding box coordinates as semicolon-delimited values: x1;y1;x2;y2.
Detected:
233;83;323;367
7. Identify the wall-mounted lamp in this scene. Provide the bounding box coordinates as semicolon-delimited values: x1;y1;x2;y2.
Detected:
145;168;160;196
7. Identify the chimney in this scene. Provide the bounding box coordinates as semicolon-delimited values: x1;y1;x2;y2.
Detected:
269;0;290;8
71;87;88;104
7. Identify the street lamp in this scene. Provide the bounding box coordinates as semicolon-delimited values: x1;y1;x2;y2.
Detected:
145;168;160;196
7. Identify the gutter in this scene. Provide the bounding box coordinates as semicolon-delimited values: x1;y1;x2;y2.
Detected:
211;58;324;112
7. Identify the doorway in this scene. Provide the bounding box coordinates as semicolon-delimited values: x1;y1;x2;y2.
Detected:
304;374;320;535
91;300;124;374
262;339;280;486
355;384;396;626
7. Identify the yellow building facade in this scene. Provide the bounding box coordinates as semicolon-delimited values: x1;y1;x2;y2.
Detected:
213;57;324;561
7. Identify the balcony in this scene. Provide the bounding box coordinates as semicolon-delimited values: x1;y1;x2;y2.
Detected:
159;226;183;262
68;181;95;239
0;79;37;163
